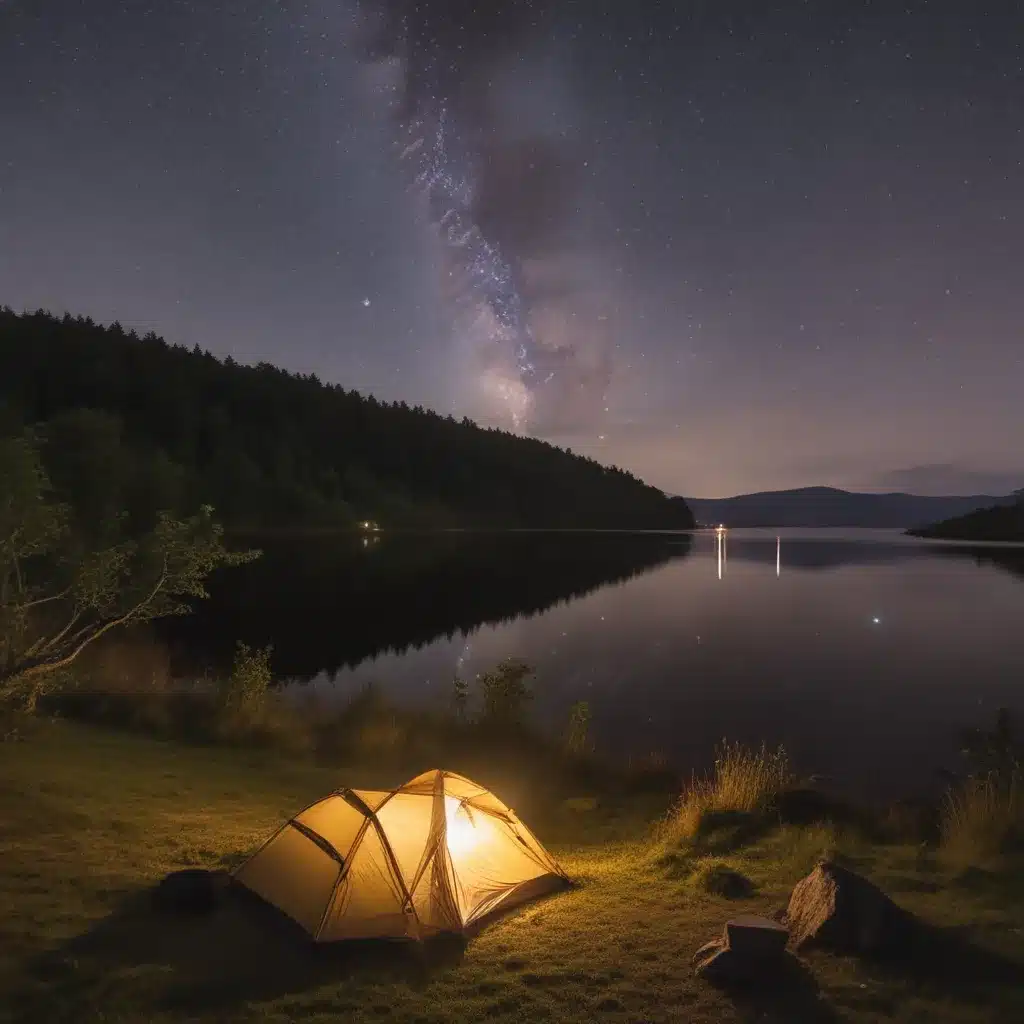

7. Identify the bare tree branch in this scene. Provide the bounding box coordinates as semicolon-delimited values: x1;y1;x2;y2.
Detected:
19;584;73;610
2;609;156;686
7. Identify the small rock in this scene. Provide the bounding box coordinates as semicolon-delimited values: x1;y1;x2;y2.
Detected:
786;859;914;955
725;914;789;958
693;915;792;985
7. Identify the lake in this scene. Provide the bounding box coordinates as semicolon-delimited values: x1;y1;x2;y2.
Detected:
159;529;1024;798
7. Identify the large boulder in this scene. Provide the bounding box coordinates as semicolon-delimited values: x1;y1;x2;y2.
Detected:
785;860;914;955
694;914;791;984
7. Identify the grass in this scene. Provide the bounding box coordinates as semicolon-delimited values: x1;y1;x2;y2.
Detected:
683;858;756;899
661;740;794;844
940;773;1022;870
1;721;1024;1023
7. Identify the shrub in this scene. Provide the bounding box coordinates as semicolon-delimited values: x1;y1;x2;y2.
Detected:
219;642;273;714
477;658;533;728
451;673;469;721
959;708;1020;780
564;700;592;755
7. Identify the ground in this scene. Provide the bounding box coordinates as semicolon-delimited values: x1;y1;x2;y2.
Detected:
1;720;1022;1024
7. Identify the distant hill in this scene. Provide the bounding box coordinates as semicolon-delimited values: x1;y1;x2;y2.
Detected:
0;308;694;532
908;496;1024;542
683;486;1016;529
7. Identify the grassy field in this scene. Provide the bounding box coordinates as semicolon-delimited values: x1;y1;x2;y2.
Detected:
1;719;1022;1024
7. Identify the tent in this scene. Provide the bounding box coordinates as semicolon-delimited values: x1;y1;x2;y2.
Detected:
233;769;569;941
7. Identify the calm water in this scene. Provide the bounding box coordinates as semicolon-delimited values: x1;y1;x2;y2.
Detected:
161;529;1024;797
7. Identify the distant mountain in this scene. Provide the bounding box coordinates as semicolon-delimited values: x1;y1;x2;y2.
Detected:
682;486;1017;529
908;496;1024;542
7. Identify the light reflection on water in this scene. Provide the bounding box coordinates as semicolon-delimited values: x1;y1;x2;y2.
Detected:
312;530;1024;796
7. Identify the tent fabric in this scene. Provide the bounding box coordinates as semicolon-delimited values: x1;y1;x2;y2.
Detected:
233;769;569;941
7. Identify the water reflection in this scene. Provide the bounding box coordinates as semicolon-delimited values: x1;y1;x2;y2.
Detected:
158;531;692;681
158;529;1024;796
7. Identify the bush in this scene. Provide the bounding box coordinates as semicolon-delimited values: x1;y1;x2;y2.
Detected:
219;642;273;714
959;707;1020;780
451;673;469;721
477;658;533;728
564;700;592;755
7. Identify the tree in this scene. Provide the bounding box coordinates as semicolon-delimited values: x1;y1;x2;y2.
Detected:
0;308;696;532
0;434;258;709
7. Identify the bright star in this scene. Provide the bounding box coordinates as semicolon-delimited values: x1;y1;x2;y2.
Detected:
362;297;371;307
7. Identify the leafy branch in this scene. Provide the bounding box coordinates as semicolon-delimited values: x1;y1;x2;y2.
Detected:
1;435;258;706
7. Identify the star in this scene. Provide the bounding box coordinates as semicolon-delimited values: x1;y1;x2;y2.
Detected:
362;297;371;307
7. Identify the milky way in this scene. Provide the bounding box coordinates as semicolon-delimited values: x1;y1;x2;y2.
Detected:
353;0;610;432
400;106;538;426
3;1;1021;493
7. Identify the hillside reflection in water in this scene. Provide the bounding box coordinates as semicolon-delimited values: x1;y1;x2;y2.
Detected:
160;530;1024;796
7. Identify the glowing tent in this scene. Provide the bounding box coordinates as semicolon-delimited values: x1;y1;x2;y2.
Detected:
233;769;569;941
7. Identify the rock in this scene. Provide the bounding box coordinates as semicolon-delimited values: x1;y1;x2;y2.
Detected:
693;915;792;985
694;945;756;983
725;914;789;958
152;868;231;916
785;860;914;955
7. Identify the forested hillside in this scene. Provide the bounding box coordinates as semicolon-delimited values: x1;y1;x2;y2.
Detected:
0;308;693;531
908;494;1024;542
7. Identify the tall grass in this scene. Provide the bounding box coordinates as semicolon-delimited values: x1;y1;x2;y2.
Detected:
662;740;793;843
940;772;1021;869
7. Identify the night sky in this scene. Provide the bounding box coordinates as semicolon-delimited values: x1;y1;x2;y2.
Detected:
1;1;1021;498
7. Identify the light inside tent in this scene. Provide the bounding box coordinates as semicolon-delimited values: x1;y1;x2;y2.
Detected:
445;797;481;856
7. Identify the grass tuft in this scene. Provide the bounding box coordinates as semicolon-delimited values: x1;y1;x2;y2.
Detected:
940;773;1022;870
685;858;756;899
661;740;794;845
